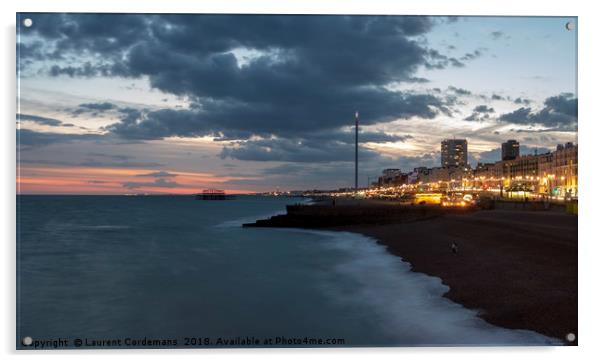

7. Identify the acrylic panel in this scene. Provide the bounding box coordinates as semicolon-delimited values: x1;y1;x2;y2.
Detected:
16;13;578;349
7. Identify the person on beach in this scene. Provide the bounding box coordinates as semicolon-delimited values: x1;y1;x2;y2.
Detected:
451;242;458;254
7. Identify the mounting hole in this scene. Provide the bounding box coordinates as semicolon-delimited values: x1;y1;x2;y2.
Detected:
22;336;33;346
23;18;33;28
565;21;575;31
566;332;576;342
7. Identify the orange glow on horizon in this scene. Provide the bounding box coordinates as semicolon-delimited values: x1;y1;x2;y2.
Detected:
17;165;259;195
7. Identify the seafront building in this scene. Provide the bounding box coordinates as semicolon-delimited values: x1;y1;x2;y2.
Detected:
377;168;408;186
539;143;578;198
376;139;578;199
441;139;468;168
501;140;520;160
473;142;577;198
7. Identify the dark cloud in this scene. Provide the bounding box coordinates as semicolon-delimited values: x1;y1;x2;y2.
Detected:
501;108;532;124
17;128;102;148
464;104;495;121
122;178;180;189
513;97;531;105
21;14;464;146
17;113;68;127
218;127;413;163
407;77;430;83
464;113;490;122
19;13;151;65
135;171;177;178
21;14;443;82
448;86;471;96
87;152;132;161
220;138;384;163
473;105;494;113
499;93;577;129
79;102;116;111
49;62;124;77
544;93;577;117
459;49;484;62
18;14;514;177
288;129;412;146
70;102;120;117
423;49;465;69
20;158;164;168
104;92;449;141
79;159;164;168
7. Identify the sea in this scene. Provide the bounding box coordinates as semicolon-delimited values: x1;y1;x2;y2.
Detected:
16;195;560;348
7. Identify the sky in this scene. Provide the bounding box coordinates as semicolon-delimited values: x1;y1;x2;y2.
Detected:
16;14;578;194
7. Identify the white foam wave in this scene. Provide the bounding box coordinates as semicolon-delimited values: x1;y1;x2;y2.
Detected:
215;197;313;228
215;212;280;228
300;230;562;346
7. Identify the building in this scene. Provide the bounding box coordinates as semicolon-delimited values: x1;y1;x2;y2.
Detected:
474;162;502;180
411;167;428;183
539;143;578;198
499;142;577;198
425;167;451;183
441;139;468;168
473;162;504;191
406;167;430;184
382;168;401;179
448;166;473;187
501;139;520;160
408;167;440;184
505;153;542;181
378;168;407;186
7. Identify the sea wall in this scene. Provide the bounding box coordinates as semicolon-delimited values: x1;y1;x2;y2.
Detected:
243;204;473;228
493;200;548;211
492;199;578;214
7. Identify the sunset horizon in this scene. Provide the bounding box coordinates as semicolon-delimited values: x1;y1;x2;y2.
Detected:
17;14;576;194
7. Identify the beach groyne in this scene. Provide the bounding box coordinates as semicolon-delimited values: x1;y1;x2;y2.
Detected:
243;204;474;228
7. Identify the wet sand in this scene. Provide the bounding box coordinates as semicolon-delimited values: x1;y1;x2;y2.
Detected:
330;209;577;343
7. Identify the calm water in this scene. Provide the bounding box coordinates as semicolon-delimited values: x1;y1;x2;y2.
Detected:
17;195;559;348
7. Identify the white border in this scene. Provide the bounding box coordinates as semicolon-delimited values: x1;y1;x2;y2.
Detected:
2;1;600;362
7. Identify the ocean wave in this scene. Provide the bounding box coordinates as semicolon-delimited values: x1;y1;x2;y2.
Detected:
215;212;281;228
215;198;313;228
44;223;131;231
296;229;561;346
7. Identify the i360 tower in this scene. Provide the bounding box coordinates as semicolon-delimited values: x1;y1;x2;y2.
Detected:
355;111;359;191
